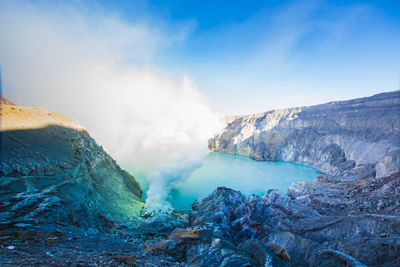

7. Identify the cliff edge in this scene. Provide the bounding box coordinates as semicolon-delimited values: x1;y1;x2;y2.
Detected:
209;91;400;178
0;99;143;230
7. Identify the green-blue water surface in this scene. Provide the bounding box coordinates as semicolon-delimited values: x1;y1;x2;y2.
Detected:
134;151;319;211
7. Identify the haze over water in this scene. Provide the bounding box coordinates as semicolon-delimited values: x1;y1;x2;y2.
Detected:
135;151;319;211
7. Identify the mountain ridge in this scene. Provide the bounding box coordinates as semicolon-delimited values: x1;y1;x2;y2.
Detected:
209;90;400;178
0;101;143;228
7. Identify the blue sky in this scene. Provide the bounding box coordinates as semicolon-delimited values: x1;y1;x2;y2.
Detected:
1;0;400;114
97;0;400;113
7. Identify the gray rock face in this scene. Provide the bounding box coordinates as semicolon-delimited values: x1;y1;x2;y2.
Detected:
185;176;400;266
209;91;400;178
143;171;399;266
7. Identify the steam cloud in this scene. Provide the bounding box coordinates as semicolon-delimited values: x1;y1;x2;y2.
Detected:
0;1;223;211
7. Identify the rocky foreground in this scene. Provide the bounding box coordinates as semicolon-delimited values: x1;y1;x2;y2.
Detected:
1;95;400;266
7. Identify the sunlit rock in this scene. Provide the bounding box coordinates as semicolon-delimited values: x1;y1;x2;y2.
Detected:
209;91;400;178
0;100;143;230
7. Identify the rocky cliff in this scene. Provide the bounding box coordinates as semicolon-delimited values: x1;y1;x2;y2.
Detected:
144;171;400;266
209;91;400;178
1;95;399;266
0;100;143;230
0;99;191;266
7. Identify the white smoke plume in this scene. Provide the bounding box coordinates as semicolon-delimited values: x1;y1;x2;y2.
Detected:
0;1;223;210
144;160;202;213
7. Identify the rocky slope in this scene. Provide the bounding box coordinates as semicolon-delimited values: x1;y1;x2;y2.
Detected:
0;99;143;229
1;95;399;266
209;91;400;178
0;98;191;266
144;171;400;266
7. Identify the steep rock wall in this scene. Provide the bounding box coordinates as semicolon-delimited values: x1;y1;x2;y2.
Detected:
0;102;143;229
209;91;400;178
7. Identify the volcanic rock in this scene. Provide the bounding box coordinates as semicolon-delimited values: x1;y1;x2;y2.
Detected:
209;91;400;178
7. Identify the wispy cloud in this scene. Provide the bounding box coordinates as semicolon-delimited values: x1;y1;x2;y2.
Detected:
192;0;398;115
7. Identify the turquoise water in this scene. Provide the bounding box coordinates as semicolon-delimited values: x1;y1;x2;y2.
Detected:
134;151;319;211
